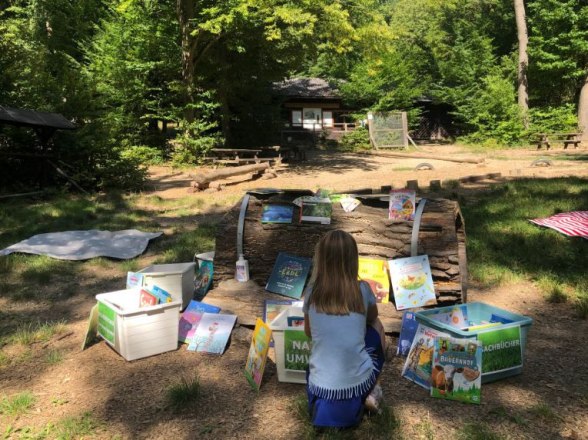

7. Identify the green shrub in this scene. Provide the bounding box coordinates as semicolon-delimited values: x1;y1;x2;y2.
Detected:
121;145;165;165
171;119;220;165
338;127;371;152
527;105;578;138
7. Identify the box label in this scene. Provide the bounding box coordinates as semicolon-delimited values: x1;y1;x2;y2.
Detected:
284;329;311;371
478;325;522;373
97;301;117;345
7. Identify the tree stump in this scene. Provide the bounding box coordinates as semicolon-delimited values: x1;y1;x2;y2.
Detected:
209;190;468;327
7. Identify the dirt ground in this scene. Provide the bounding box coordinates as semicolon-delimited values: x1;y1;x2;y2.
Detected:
1;145;588;439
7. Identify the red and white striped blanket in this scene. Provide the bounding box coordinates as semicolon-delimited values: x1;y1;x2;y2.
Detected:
529;211;588;239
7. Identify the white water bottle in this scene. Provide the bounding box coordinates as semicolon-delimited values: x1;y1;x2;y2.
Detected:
235;254;250;282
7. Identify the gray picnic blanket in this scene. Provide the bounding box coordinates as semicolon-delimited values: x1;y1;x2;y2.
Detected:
0;229;163;260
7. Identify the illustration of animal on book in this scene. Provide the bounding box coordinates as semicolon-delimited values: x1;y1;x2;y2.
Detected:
265;252;312;299
187;313;237;354
402;324;450;389
388;189;416;221
430;336;482;404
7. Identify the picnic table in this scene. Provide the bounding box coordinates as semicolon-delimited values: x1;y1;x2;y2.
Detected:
536;132;582;150
207;147;290;165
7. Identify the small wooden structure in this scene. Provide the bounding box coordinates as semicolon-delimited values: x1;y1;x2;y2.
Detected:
367;111;409;149
204;189;467;333
536;132;582;150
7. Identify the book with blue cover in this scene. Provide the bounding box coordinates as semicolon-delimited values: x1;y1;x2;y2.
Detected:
179;300;221;344
261;204;294;224
265;252;312;300
397;311;419;357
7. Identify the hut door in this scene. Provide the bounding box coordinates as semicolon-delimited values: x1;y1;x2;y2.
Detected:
303;108;321;130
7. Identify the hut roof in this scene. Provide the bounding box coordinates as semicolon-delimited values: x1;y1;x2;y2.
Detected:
0;106;76;130
272;78;341;99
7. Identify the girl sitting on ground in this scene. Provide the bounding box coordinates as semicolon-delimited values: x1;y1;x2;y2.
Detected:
303;230;386;429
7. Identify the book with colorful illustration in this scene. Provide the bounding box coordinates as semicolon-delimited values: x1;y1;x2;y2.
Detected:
265;252;312;299
388;255;437;310
430;336;482;404
126;272;144;289
139;288;158;307
178;300;221;344
187;313;237;354
397;311;419;357
263;299;301;324
402;324;450;389
261;204;295;224
287;316;305;328
300;199;332;224
429;305;468;329
284;329;311;371
244;318;273;391
388;189;416;221
358;257;390;304
149;285;173;303
194;259;214;300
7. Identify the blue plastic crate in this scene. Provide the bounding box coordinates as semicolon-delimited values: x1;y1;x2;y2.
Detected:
415;302;533;383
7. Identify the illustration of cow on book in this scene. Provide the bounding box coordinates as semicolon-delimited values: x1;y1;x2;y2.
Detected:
431;365;480;395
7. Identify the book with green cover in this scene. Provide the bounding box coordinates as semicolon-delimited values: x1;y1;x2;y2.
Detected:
265;252;312;299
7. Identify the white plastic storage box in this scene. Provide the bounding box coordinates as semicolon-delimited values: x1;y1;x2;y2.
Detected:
138;262;196;310
96;288;181;361
415;302;533;383
269;305;309;384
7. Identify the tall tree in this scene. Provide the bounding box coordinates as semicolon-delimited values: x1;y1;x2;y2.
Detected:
514;0;529;127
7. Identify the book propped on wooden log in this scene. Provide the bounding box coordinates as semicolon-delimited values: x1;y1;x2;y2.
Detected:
265;252;312;299
299;198;332;224
389;189;416;221
244;318;272;391
358;257;390;304
389;255;437;310
187;313;237;354
179;300;221;344
261;203;295;224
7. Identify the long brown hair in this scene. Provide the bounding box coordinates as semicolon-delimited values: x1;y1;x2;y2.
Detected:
308;230;365;315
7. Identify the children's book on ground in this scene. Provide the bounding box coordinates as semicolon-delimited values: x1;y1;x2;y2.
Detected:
402;324;450;390
430;336;482;404
194;260;214;300
265;252;312;299
178;300;221;343
244;318;272;391
300;199;332;224
397;311;419;357
261;204;295;224
389;255;437;310
389;189;416;221
187;312;237;354
358;257;390;303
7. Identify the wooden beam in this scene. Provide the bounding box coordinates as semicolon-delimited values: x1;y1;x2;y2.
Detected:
360;150;484;164
191;162;270;190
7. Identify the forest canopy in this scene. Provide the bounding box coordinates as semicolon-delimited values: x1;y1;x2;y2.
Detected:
1;0;587;190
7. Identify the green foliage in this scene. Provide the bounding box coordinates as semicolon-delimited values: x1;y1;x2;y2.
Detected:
121;145;165;166
0;392;36;416
337;128;371;152
166;376;201;411
9;320;67;346
171;119;220;165
527;105;578;137
458;422;505;440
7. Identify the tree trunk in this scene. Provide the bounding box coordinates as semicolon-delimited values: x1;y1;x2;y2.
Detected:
177;0;195;122
578;76;588;142
514;0;529;128
212;192;467;305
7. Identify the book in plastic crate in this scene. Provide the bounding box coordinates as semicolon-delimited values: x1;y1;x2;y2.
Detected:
137;262;196;310
96;287;181;361
415;302;532;383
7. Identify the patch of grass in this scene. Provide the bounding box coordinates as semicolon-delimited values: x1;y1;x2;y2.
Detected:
10;320;67;346
166;376;201;411
0;351;9;368
462;177;588;295
574;293;588;319
488;405;528;425
528;403;560;422
469;264;525;287
153;225;216;264
413;417;435;439
362;404;402;439
0;391;35;416
536;276;568;303
19;256;74;284
457;422;505;440
45;349;64;365
392;166;414;172
120;259;140;272
52;411;101;438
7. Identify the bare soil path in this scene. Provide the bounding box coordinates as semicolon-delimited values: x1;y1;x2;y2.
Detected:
1;145;587;439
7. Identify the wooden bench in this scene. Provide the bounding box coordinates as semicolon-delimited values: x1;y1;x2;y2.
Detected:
536;132;582;150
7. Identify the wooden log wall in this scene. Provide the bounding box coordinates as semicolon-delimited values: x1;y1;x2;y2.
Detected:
212;190;467;306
